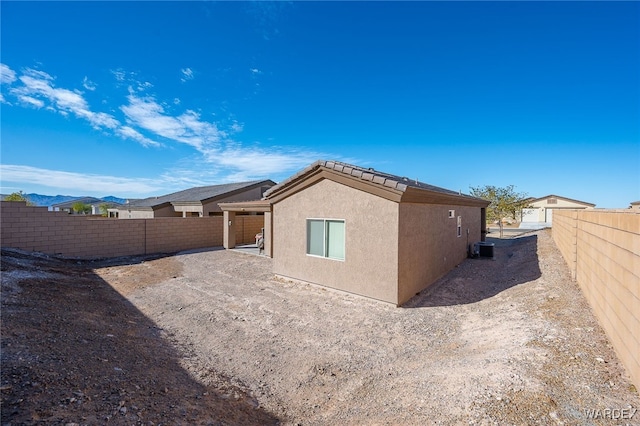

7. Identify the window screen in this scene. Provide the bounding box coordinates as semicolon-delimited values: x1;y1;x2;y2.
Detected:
326;220;345;260
307;220;325;257
306;219;345;260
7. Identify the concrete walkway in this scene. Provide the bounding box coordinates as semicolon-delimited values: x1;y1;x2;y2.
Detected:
231;243;266;257
487;226;542;238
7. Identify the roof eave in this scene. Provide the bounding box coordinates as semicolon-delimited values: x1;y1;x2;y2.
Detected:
401;187;491;207
218;199;272;212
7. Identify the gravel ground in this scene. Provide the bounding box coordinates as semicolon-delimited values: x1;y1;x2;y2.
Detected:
2;229;639;425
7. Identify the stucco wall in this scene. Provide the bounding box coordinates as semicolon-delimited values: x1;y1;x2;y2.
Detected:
398;204;482;304
1;201;226;258
120;204;178;219
531;198;591;209
153;205;182;218
120;209;154;219
235;214;265;244
204;186;269;215
272;179;400;304
552;209;640;391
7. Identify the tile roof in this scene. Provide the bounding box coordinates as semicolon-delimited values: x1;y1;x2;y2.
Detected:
263;160;485;204
126;180;275;209
51;197;104;209
527;194;595;207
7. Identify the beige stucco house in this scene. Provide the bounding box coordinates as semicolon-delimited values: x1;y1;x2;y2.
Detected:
221;160;489;306
520;194;595;227
51;197;122;215
114;180;275;219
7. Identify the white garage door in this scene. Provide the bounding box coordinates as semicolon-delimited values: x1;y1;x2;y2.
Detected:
521;208;539;223
545;208;553;224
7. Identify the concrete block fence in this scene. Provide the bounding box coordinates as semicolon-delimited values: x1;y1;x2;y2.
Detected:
1;201;263;259
553;209;640;391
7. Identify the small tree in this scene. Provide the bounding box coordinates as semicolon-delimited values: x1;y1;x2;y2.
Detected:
3;191;34;205
72;202;91;215
98;203;110;217
470;185;531;238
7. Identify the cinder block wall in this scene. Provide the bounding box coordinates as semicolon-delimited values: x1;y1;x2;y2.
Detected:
552;210;578;279
145;217;223;254
553;209;640;391
0;202;224;258
235;215;265;245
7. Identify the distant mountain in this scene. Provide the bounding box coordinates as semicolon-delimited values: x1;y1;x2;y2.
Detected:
101;196;128;204
0;193;127;207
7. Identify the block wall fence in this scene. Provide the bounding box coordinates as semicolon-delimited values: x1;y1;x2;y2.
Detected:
0;202;263;259
553;209;640;391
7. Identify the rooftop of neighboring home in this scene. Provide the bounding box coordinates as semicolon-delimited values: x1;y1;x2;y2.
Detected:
51;197;106;209
125;180;276;209
524;194;596;207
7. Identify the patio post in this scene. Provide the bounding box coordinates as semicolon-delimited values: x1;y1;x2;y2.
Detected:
223;210;236;249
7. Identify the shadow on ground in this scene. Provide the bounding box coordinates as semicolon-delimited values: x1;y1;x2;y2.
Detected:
404;235;541;308
0;248;279;425
78;246;225;268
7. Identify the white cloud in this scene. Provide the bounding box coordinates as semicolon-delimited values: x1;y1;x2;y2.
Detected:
137;81;153;91
23;68;54;81
82;76;97;91
2;64;334;190
0;164;162;196
13;70;90;114
230;121;244;133
180;67;194;82
18;95;44;108
121;95;224;150
6;67;159;148
208;145;323;181
116;126;160;148
111;69;126;82
0;63;17;84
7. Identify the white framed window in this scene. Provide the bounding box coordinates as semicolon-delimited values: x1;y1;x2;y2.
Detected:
449;210;455;218
307;219;345;260
457;216;462;237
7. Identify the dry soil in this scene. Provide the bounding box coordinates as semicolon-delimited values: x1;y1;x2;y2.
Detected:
2;229;639;425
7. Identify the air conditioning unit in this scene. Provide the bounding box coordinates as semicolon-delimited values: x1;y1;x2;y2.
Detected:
473;242;495;260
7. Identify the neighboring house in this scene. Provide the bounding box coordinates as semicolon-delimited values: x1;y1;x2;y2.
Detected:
630;201;640;210
221;160;489;306
90;201;123;216
114;180;276;219
52;198;123;215
520;195;595;228
51;197;102;214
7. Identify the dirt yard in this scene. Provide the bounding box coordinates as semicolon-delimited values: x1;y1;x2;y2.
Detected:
2;229;638;425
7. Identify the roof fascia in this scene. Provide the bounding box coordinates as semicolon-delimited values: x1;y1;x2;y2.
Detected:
401;187;491;207
171;201;203;207
218;200;272;212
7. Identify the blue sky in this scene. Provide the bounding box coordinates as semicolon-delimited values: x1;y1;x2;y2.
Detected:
1;1;638;208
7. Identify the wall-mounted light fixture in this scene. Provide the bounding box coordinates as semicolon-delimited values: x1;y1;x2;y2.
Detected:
228;220;232;227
